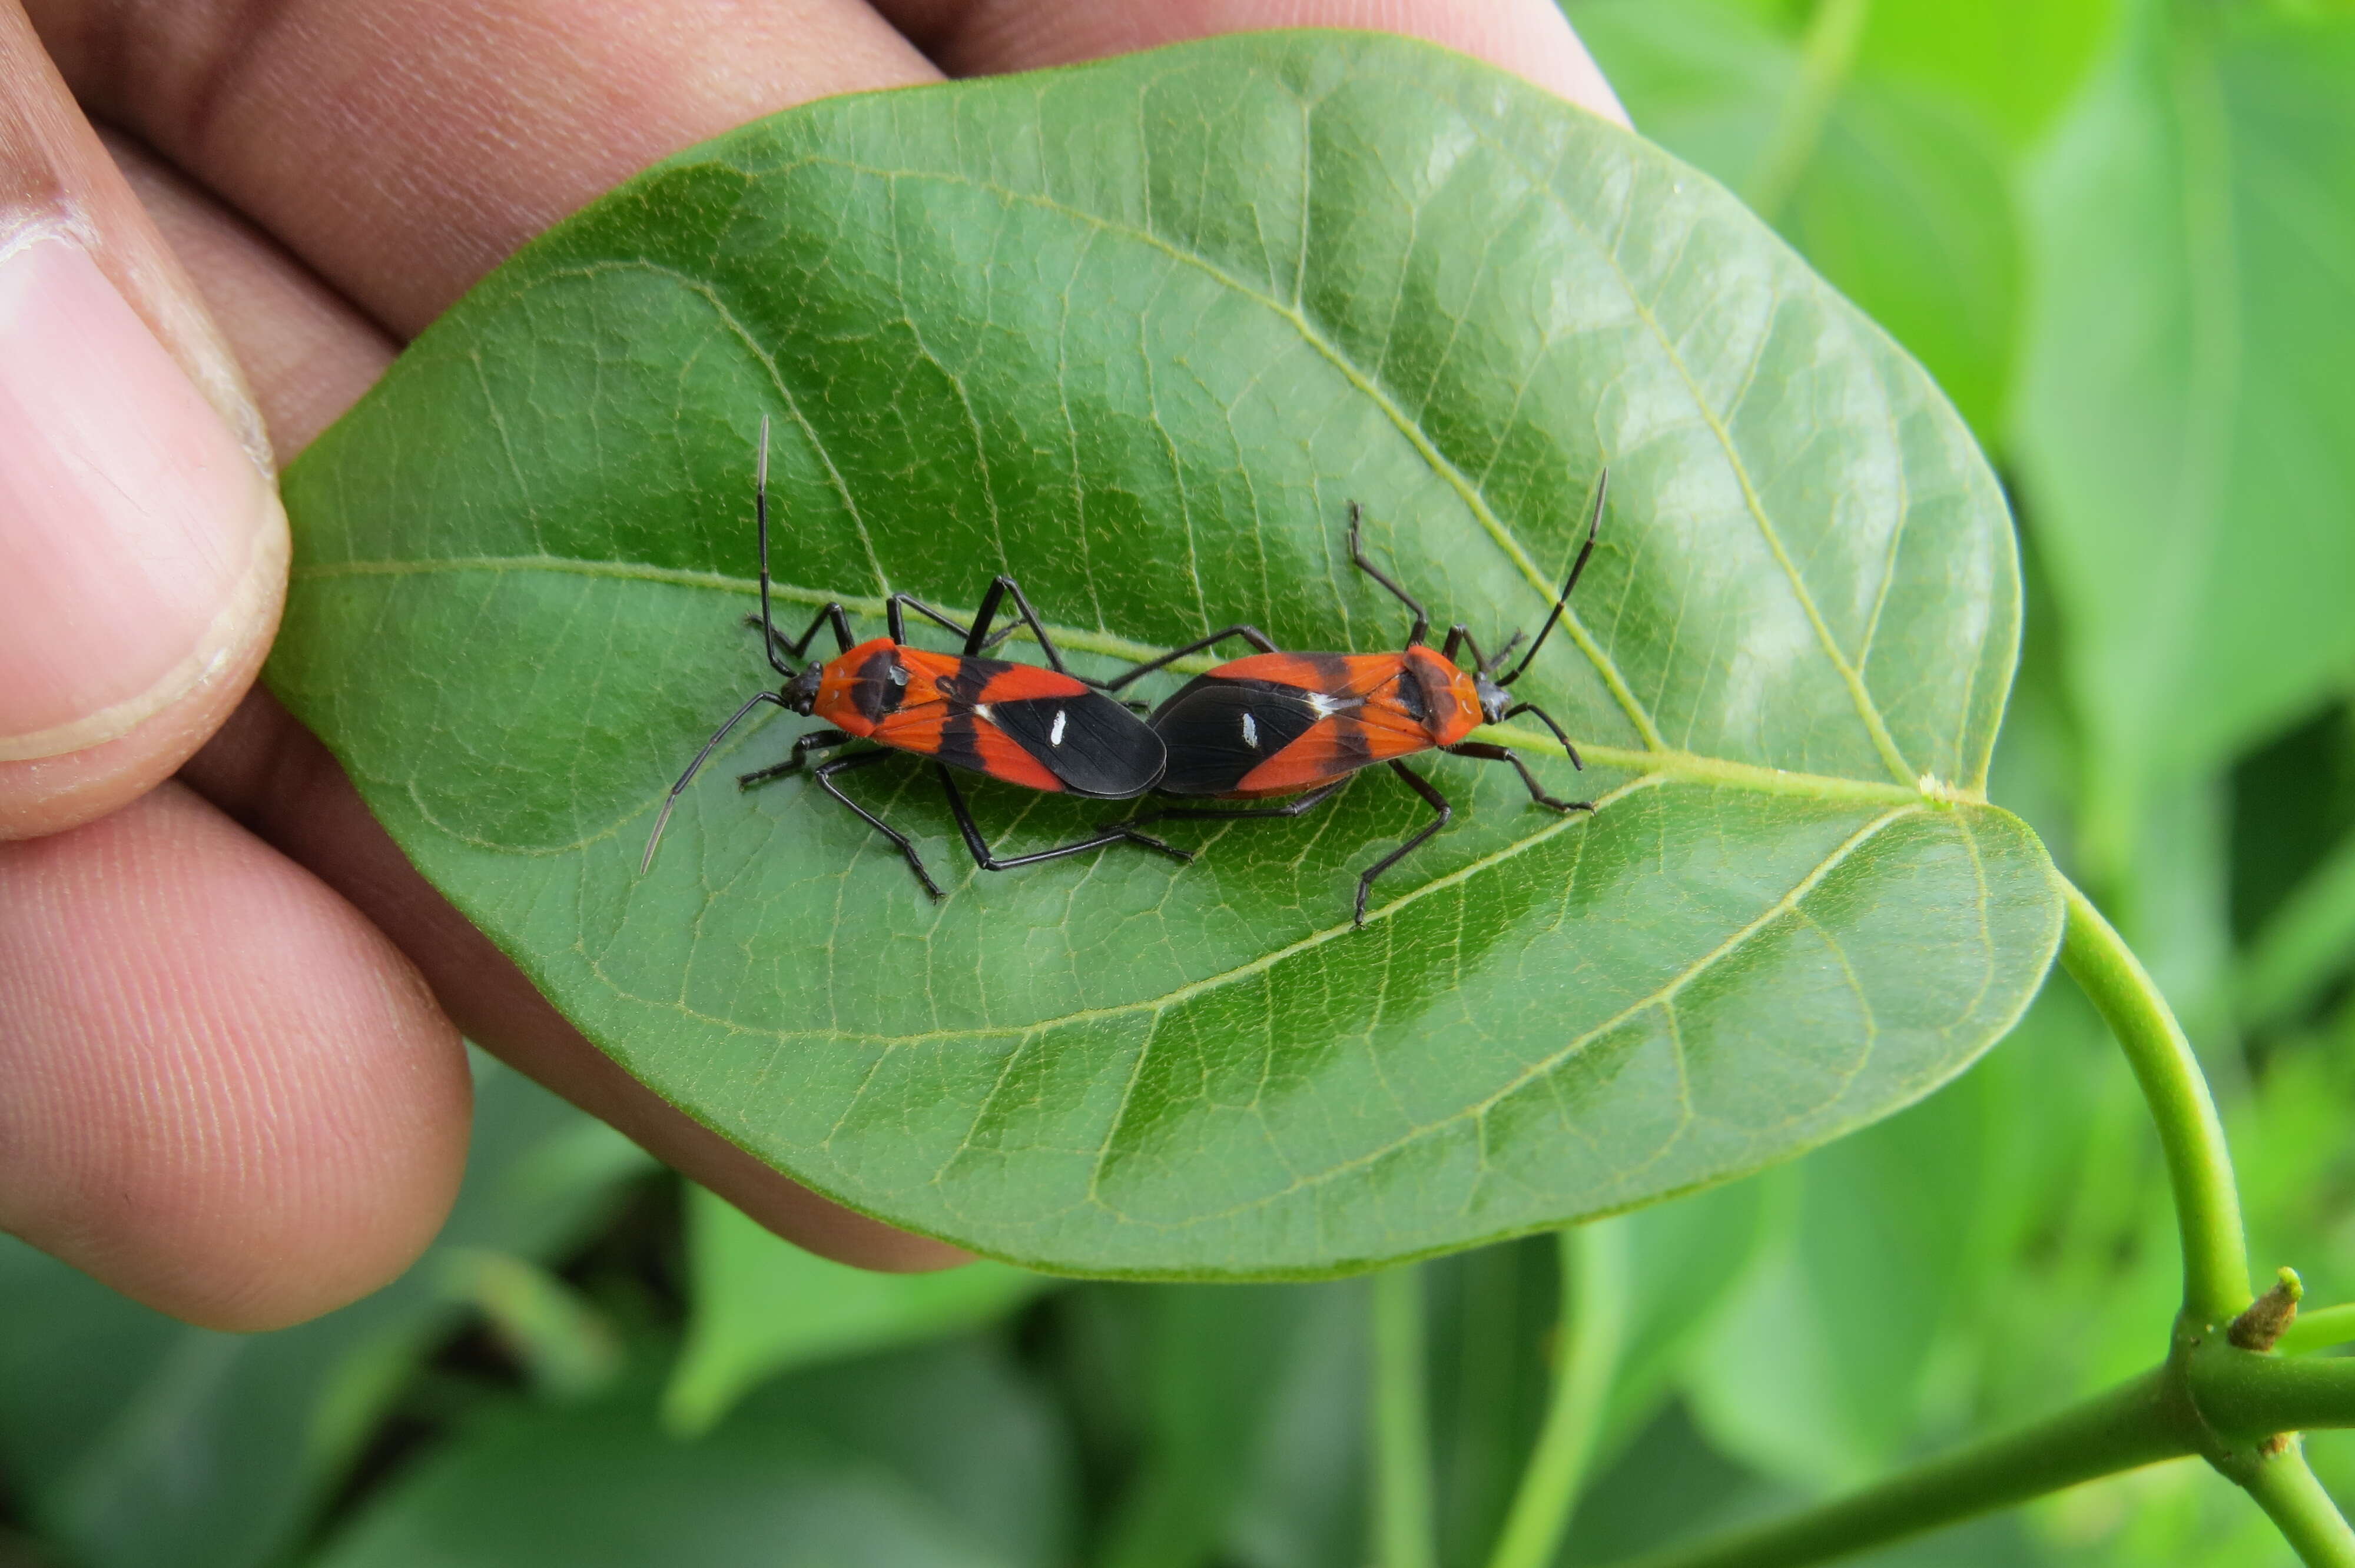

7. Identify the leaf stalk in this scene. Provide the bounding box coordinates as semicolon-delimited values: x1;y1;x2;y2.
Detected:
1486;1219;1633;1568
2057;876;2250;1327
1372;1264;1439;1568
1563;873;2355;1567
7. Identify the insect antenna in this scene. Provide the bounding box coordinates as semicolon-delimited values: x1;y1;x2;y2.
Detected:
751;416;800;680
1497;467;1607;689
641;691;788;873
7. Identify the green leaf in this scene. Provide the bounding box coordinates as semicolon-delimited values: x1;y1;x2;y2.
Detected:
2012;6;2355;827
1681;1062;2018;1486
1093;1283;1334;1568
1574;0;2021;441
663;1184;1048;1435
270;30;2058;1277
314;1341;1071;1568
1856;0;2117;150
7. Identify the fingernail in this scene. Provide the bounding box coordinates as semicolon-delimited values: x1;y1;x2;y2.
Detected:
0;225;281;760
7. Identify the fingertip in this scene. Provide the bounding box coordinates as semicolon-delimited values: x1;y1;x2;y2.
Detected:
0;785;472;1330
0;228;288;839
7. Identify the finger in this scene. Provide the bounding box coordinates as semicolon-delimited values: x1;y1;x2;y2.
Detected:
98;129;966;1271
882;0;1628;122
102;129;395;463
0;4;287;836
32;0;943;337
182;686;970;1274
0;782;473;1330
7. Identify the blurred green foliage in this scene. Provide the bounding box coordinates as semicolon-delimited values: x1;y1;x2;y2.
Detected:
6;1;2355;1563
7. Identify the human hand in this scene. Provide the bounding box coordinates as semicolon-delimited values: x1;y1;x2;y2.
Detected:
0;0;1623;1330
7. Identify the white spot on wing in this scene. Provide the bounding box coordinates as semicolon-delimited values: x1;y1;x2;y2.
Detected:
973;703;993;721
1305;692;1347;718
1241;710;1260;749
1050;709;1067;746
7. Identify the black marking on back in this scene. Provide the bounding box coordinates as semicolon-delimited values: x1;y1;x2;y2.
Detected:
852;649;907;723
944;656;1014;706
1329;714;1376;774
1151;676;1327;795
992;692;1166;798
1390;663;1431;727
935;711;988;774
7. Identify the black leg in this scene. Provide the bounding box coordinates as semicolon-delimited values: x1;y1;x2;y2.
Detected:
736;727;853;790
960;576;1073;667
1354;762;1452;927
1447;742;1594;813
1346;501;1430;648
934;765;1192;871
810;749;943;899
888;592;972;647
1440;622;1520;672
882;592;1023;654
1112;779;1349;828
1103;624;1282;692
641;690;789;872
1497;702;1584;770
744;603;855;670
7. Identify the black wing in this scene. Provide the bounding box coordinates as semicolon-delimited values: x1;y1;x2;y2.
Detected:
1148;676;1326;796
990;690;1167;799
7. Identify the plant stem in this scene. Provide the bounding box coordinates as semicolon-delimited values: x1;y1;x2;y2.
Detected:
1744;0;1874;222
1580;878;2355;1568
1608;1369;2190;1568
1488;1219;1634;1568
2058;876;2252;1327
2282;1304;2355;1357
1372;1263;1438;1568
2241;1448;2355;1567
2191;1344;2355;1441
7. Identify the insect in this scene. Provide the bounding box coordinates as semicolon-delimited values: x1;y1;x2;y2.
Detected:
1104;475;1607;926
641;421;1188;896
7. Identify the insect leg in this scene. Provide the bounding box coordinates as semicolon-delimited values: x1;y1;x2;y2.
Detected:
640;690;788;872
1102;626;1283;692
1353;762;1452;927
1447;742;1594;814
1346;501;1430;647
736;727;854;790
933;765;1192;870
744;603;856;671
965;576;1076;669
810;750;942;898
1112;779;1349;829
1497;702;1584;770
1442;624;1527;675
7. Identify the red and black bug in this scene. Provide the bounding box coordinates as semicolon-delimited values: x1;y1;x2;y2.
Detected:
1106;476;1607;926
641;423;1187;896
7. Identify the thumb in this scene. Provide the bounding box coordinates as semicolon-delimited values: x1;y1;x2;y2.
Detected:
0;2;285;837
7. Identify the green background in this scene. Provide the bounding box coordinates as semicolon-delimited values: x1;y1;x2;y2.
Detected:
9;1;2355;1563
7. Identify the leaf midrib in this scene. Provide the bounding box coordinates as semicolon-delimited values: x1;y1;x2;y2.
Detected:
292;551;1942;812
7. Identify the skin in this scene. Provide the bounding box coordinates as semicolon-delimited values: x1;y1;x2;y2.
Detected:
0;0;1625;1331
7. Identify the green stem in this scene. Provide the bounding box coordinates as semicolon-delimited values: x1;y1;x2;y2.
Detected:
1488;1220;1634;1568
2192;1345;2355;1441
2282;1304;2355;1357
2241;1449;2355;1567
1608;1370;2191;1568
1744;0;1874;222
2058;876;2252;1327
1372;1264;1438;1568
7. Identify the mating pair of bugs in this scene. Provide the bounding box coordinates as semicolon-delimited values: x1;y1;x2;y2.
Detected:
642;424;1606;927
